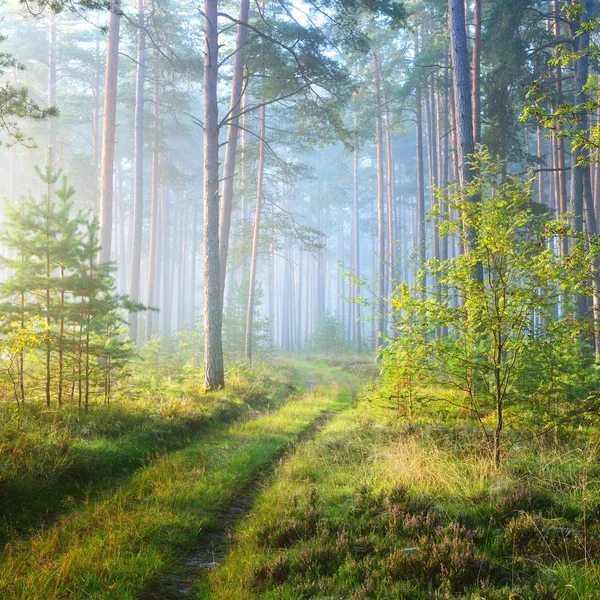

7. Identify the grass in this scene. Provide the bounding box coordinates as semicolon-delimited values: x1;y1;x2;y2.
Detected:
0;362;356;600
0;360;298;545
199;383;600;600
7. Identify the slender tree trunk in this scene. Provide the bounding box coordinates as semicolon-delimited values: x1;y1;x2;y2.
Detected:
449;0;480;281
48;9;57;154
45;178;52;409
554;0;568;256
415;58;426;294
219;0;250;297
203;0;225;389
99;0;121;263
190;196;199;327
472;0;482;146
162;188;172;337
245;105;266;363
92;32;101;179
384;94;395;294
569;2;592;320
352;116;361;351
129;0;146;341
146;75;160;341
373;49;386;345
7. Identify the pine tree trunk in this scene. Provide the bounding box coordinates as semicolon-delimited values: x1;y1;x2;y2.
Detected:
146;75;160;341
162;188;172;338
219;0;250;296
472;0;482;146
203;0;224;389
554;0;568;256
48;9;57;154
373;49;386;345
129;0;146;341
415;57;426;295
449;0;475;185
245;105;266;363
99;0;121;263
352;117;361;351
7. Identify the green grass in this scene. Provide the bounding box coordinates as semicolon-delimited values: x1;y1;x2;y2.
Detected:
199;384;600;600
0;360;298;545
0;362;355;600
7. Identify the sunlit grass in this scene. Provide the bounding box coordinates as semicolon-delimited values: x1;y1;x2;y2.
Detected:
199;386;600;600
0;364;354;600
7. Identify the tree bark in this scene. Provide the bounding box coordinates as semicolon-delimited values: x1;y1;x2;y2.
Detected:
146;75;160;341
129;0;146;341
245;105;266;363
219;0;250;297
373;49;386;345
99;0;121;263
352;114;361;351
472;0;482;146
203;0;225;389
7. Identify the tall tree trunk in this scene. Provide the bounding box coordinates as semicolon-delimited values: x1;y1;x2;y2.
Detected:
352;115;361;351
449;0;475;186
373;49;386;345
219;0;250;296
129;0;146;341
203;0;224;389
384;94;395;295
554;0;568;256
99;0;121;263
449;0;480;282
245;105;266;363
162;188;172;337
569;1;592;320
415;54;426;294
472;0;482;146
92;29;101;179
48;9;57;155
146;74;160;341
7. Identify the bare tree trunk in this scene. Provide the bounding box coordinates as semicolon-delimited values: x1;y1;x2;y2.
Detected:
415;47;426;294
48;9;57;154
384;90;395;295
92;29;101;179
472;0;481;146
245;105;266;363
162;188;172;337
190;196;199;328
554;0;568;256
449;0;475;187
449;0;480;282
146;74;160;341
99;0;121;263
129;0;146;342
203;0;224;389
373;49;386;345
352;115;362;351
219;0;250;296
537;126;545;204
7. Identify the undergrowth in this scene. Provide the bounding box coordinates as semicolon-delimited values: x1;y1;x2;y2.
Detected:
201;384;600;600
0;359;297;545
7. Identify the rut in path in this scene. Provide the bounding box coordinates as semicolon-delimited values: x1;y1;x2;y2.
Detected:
140;406;338;600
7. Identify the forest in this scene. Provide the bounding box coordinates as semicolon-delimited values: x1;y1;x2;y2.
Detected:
1;0;600;598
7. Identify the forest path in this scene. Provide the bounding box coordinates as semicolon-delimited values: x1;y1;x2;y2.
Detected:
139;388;349;600
0;362;357;600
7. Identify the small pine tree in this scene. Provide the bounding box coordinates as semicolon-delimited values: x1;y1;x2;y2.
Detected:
0;167;144;409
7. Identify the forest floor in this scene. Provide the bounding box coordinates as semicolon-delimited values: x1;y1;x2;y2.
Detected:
0;358;365;600
2;358;599;600
198;381;600;600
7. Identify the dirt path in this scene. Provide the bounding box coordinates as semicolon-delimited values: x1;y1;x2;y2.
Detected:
140;402;347;600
